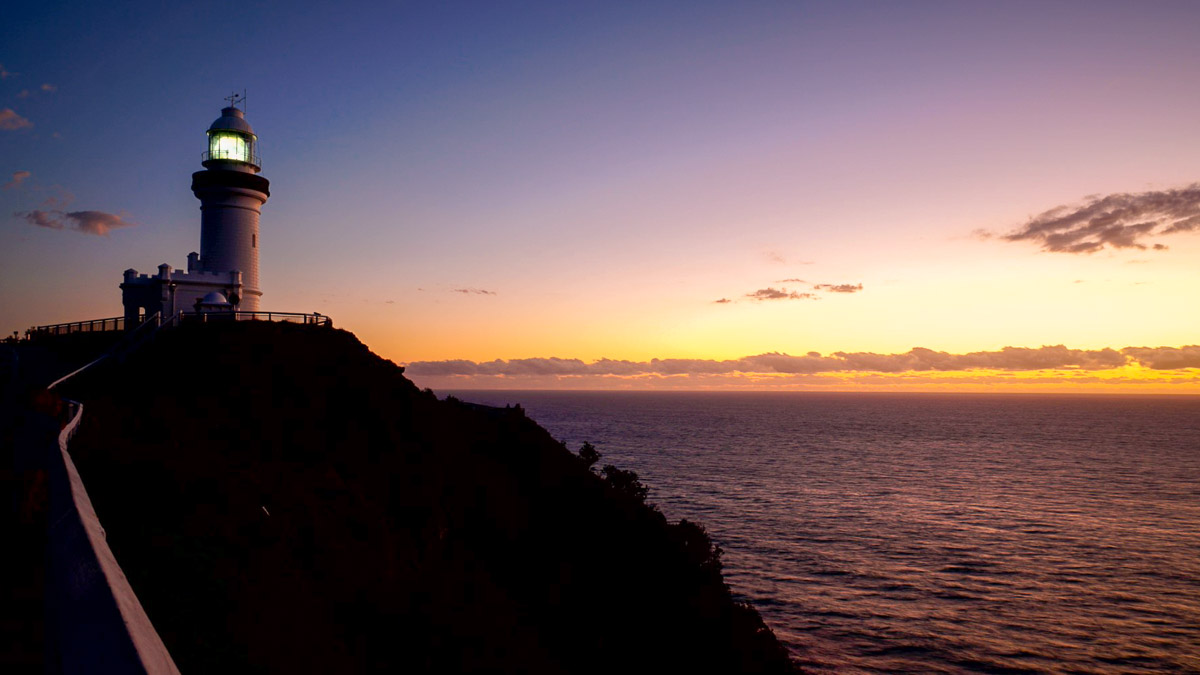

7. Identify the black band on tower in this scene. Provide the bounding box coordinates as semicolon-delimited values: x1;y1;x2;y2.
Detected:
191;170;271;197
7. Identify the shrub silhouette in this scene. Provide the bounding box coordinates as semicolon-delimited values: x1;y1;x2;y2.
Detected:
601;464;650;503
577;441;601;470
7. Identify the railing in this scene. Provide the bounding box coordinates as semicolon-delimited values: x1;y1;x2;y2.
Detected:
27;311;331;342
29;317;125;338
174;310;331;326
43;399;182;675
201;149;262;167
111;312;164;362
39;313;182;674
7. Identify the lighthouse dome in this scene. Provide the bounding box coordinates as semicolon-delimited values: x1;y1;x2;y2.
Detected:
201;291;230;304
208;107;255;135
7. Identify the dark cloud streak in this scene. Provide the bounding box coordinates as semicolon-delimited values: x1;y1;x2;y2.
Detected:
722;281;863;304
746;287;816;301
1002;185;1200;253
813;283;863;293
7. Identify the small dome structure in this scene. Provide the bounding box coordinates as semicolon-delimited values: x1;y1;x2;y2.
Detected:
195;290;235;315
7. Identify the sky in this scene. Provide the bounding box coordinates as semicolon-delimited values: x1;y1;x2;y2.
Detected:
2;0;1199;392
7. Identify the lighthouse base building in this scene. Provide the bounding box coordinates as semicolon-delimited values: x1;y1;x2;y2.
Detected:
119;263;242;324
120;101;269;326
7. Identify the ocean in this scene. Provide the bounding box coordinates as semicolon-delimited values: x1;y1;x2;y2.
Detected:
445;391;1200;674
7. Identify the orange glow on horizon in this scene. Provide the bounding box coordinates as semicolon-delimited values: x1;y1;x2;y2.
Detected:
405;364;1200;394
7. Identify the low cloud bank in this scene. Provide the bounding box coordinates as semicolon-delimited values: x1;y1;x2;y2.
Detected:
1121;345;1200;370
407;345;1199;377
1001;185;1200;253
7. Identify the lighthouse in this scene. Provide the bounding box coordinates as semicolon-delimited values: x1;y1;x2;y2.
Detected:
120;97;272;323
193;102;270;310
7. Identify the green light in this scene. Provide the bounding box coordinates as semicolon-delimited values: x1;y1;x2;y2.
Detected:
210;131;249;163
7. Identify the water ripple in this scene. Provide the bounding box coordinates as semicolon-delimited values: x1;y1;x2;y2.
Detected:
451;392;1200;674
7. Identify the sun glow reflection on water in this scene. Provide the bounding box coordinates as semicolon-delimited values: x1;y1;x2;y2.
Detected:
449;391;1200;674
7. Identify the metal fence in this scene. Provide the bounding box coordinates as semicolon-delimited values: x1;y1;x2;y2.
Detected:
29;317;125;338
29;311;331;340
161;310;332;329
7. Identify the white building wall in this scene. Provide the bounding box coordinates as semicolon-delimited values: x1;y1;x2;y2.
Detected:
121;266;245;324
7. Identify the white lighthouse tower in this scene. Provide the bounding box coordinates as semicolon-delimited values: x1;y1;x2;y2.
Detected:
120;96;272;323
192;98;269;310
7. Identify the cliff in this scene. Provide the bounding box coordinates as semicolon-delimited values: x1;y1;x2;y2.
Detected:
58;322;796;673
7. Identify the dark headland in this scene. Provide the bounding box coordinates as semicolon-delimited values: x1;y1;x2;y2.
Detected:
53;322;797;673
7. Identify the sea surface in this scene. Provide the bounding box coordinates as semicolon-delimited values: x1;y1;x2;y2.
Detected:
446;391;1200;674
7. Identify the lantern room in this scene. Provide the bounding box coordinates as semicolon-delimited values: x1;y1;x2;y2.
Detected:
203;106;260;172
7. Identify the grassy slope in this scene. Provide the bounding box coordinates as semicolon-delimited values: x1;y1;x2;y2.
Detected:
63;322;796;674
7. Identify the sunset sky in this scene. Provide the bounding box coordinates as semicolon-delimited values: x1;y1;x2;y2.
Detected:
2;1;1198;391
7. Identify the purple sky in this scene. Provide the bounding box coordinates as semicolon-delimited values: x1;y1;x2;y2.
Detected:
3;1;1199;389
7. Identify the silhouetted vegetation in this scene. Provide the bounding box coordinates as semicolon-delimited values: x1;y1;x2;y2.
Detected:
577;441;601;470
61;322;796;674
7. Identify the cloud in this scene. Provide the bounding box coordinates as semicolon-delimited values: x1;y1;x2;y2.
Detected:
451;287;497;295
763;251;815;266
813;283;863;293
1122;345;1200;370
20;210;62;229
1;171;74;205
406;344;1163;377
723;281;862;303
0;108;32;131
0;64;12;79
17;84;56;100
3;170;31;190
1001;185;1200;253
40;187;74;208
746;287;816;301
66;211;136;235
16;209;136;236
776;278;806;283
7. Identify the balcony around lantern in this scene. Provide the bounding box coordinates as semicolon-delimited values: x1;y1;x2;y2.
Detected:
202;148;262;168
